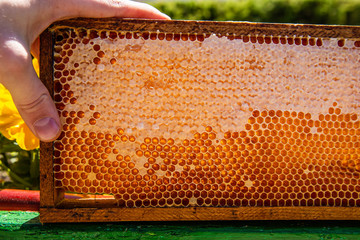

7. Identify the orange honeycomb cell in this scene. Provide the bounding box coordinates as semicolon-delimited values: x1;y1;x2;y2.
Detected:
51;26;360;209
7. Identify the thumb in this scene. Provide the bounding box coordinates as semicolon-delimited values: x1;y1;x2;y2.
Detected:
0;39;61;142
52;0;170;22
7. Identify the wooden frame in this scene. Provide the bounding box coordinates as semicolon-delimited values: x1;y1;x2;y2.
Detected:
40;18;360;223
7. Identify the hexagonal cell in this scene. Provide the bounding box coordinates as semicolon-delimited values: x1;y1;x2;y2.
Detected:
48;23;360;210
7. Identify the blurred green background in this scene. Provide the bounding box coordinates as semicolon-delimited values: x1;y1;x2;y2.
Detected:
1;0;360;190
150;0;360;25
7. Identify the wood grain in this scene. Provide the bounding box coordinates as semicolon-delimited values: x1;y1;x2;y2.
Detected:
40;206;360;223
39;29;56;208
50;18;360;38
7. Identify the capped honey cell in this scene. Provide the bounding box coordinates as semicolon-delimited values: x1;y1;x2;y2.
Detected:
51;23;360;211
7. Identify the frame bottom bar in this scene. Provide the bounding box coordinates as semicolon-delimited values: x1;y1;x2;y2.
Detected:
40;206;360;223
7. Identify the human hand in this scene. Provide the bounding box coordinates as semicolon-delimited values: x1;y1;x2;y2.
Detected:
0;0;169;142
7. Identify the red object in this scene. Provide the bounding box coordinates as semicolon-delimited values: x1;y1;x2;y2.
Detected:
0;189;113;211
0;189;40;211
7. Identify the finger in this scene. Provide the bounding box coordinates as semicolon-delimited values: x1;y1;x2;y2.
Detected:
53;0;170;21
30;0;170;57
0;38;61;142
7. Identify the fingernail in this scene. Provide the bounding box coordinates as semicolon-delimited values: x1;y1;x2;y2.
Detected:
33;117;60;141
162;13;171;20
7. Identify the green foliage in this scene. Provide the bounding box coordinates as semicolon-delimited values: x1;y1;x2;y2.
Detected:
0;134;39;190
151;0;360;25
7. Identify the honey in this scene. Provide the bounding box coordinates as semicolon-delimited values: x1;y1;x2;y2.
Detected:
40;19;360;222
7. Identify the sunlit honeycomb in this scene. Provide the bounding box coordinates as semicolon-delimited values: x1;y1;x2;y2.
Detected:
52;26;360;208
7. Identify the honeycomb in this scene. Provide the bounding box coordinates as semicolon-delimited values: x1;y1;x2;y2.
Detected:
51;26;360;208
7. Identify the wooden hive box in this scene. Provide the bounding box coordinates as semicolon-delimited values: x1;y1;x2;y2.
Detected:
39;18;360;223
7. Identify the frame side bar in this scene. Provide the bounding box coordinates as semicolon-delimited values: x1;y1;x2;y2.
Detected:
39;29;58;208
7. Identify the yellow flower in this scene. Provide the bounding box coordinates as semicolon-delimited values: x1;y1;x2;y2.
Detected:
32;57;39;75
0;58;40;150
